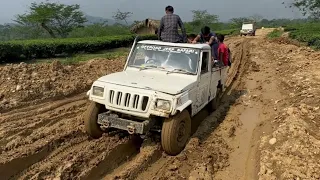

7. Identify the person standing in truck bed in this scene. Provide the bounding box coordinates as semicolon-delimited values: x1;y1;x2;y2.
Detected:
217;34;229;66
192;26;218;60
158;6;187;43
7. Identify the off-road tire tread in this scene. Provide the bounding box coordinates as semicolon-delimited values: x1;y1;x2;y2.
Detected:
212;88;222;111
84;101;103;139
161;110;191;156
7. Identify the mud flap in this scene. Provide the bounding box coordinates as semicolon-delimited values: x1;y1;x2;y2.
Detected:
97;112;152;134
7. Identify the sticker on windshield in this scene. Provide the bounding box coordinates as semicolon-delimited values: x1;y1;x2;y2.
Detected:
140;45;197;54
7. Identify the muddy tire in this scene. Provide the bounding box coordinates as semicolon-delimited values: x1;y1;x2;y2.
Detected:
161;110;191;156
211;88;222;111
84;101;103;139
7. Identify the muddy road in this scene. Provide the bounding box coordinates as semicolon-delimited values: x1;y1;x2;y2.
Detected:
0;29;319;180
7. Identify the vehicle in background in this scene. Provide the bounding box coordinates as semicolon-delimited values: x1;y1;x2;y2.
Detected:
240;22;256;36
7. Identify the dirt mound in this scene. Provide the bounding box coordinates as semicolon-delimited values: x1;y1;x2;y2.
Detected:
0;58;125;112
259;108;320;180
269;37;301;47
257;33;320;180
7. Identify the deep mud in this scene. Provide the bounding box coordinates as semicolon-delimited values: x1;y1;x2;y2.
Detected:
0;58;125;113
0;29;319;180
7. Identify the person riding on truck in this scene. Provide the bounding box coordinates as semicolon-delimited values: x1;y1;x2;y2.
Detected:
158;6;187;43
217;34;229;66
187;34;197;43
192;26;218;60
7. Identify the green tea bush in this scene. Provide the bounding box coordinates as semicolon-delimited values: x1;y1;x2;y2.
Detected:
267;29;283;39
285;23;320;48
0;34;157;61
0;28;236;62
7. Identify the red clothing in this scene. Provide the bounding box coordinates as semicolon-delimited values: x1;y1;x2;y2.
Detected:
218;43;229;66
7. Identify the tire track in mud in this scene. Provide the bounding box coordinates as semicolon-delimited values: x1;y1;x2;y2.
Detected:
0;36;252;180
0;94;131;179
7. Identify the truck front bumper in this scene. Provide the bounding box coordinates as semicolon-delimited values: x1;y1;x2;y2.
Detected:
97;112;154;134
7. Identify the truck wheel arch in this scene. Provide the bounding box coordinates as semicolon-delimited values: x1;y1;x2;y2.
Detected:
175;100;192;115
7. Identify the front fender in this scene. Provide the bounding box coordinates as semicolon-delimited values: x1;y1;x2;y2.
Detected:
173;100;192;115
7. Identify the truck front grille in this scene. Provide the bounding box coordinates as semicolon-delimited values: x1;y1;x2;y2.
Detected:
108;90;149;111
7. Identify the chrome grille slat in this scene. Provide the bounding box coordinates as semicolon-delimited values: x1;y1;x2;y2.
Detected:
124;93;130;107
108;90;149;112
133;95;139;109
137;96;143;110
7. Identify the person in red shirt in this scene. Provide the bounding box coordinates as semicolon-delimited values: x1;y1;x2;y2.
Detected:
217;34;229;66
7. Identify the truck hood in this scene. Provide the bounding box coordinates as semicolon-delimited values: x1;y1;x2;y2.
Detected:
96;70;197;95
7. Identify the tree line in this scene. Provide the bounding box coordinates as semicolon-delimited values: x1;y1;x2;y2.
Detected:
0;0;318;41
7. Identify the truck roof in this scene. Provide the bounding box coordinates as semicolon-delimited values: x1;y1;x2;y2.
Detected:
138;40;211;50
243;21;255;24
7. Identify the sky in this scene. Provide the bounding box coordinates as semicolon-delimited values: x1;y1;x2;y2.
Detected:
0;0;303;24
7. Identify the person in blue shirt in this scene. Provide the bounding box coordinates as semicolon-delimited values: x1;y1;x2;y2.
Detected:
192;26;218;60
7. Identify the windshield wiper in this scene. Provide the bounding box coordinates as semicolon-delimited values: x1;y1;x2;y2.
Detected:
166;68;194;75
140;64;165;71
129;64;163;71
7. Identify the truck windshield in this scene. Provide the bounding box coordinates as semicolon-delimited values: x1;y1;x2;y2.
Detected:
127;43;200;74
242;24;253;30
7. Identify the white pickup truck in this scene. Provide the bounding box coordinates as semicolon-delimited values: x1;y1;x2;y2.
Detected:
85;38;228;155
240;22;256;36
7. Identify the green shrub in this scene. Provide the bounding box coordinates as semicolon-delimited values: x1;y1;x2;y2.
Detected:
267;29;283;39
0;28;237;62
216;29;239;36
285;23;320;49
0;34;157;61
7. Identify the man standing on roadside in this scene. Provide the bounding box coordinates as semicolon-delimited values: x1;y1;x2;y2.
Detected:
158;6;187;43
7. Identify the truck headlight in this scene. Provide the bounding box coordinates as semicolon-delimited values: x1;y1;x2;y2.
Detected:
92;86;104;97
156;99;171;111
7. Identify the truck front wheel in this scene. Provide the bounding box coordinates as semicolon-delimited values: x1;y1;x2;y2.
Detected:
84;102;104;138
161;109;191;156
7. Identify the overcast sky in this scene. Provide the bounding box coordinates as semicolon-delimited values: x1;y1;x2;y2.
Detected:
0;0;303;24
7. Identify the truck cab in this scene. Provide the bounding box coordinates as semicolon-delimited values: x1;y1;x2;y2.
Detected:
240;22;256;36
85;39;228;155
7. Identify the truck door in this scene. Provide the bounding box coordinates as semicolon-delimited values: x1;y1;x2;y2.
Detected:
194;50;211;114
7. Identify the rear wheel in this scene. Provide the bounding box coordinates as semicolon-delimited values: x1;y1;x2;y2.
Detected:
84;101;104;138
161;110;191;156
211;88;222;111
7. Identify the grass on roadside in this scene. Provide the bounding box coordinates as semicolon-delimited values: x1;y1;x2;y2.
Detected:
267;29;283;39
29;47;130;64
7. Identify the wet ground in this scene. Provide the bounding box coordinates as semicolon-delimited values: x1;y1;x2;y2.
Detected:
0;28;319;180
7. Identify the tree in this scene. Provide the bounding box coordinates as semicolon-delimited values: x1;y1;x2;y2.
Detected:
249;14;263;22
191;10;219;27
229;17;252;28
15;1;87;38
284;0;320;18
189;10;219;32
112;9;133;25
